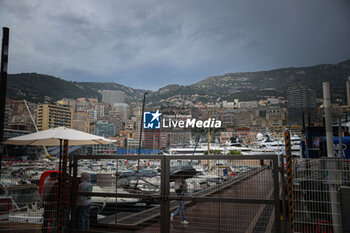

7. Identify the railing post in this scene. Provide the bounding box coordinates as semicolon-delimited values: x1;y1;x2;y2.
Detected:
58;140;69;233
280;150;287;233
273;155;281;233
285;129;294;233
70;154;78;232
160;155;170;233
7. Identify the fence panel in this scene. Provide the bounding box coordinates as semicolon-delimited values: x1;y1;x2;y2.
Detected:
0;158;57;233
72;155;162;233
0;154;281;233
71;155;280;233
292;158;348;233
165;157;277;233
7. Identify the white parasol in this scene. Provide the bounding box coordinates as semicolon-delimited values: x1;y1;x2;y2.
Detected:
4;126;115;146
3;127;115;233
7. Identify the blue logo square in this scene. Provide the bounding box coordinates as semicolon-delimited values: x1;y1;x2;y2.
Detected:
144;110;161;129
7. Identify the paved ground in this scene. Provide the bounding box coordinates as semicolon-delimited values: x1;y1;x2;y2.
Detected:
0;167;275;233
135;168;275;233
0;223;41;233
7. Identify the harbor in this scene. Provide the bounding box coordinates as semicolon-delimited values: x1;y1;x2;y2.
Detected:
1;3;350;232
0;153;278;232
0;128;345;233
0;162;274;233
0;123;350;233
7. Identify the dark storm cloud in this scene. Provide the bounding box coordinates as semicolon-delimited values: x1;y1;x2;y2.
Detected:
0;0;349;90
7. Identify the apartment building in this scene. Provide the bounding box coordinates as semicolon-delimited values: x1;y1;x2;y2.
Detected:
73;111;90;133
36;104;73;130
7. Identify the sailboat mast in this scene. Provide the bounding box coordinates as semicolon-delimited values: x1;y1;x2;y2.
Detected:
23;100;48;155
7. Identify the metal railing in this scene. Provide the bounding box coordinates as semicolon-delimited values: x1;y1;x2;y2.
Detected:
71;154;281;233
292;157;350;233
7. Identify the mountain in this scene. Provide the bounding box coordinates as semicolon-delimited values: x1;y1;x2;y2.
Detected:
146;59;350;105
5;59;350;105
7;73;147;104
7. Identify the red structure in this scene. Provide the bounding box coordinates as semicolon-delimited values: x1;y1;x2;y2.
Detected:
142;129;161;149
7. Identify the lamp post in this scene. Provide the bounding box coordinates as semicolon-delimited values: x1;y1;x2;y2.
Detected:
138;92;148;171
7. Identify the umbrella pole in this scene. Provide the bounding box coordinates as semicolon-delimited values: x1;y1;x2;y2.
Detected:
57;139;62;231
68;152;72;231
58;140;68;233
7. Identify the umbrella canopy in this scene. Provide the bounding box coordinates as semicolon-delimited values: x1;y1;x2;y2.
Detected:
4;127;116;146
169;165;198;182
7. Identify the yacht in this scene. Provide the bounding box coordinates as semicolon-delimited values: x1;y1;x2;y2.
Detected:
162;141;251;155
253;133;301;156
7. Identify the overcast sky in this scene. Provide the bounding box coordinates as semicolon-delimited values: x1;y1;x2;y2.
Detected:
1;0;350;90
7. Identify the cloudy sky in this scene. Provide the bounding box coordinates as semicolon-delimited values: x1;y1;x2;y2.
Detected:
1;0;350;90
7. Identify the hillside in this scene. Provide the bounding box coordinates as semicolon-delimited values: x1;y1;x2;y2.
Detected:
7;73;146;104
146;59;350;105
6;59;350;105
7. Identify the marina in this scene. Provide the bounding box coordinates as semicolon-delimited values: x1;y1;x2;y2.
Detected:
0;163;273;233
1;1;349;232
0;153;260;221
69;154;280;233
0;131;300;231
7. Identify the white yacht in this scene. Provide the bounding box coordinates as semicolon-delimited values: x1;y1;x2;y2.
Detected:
162;141;251;155
253;133;301;156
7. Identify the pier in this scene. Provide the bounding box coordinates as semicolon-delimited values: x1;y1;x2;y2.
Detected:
0;154;281;233
92;164;276;233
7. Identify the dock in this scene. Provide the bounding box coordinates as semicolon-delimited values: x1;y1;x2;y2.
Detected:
97;167;274;232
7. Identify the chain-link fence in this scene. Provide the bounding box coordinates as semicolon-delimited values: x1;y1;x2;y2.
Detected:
292;157;349;233
0;158;57;232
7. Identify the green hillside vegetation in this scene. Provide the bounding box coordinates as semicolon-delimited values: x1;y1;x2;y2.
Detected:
6;59;350;104
147;59;350;105
7;73;146;104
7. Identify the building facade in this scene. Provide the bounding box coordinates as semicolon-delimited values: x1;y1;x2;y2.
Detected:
287;87;317;126
142;129;164;149
36;104;73;130
94;120;115;137
101;90;126;105
73;111;90;133
168;129;192;146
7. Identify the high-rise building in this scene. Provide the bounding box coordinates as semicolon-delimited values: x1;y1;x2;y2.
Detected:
57;98;76;109
87;109;98;123
94;120;115;137
101;90;126;105
168;129;191;146
76;98;89;112
94;103;106;120
108;110;124;135
132;116;141;141
73;111;90;133
287;87;316;126
112;103;129;121
266;107;287;127
36;104;73;130
233;109;254;128
129;102;142;117
143;129;161;149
